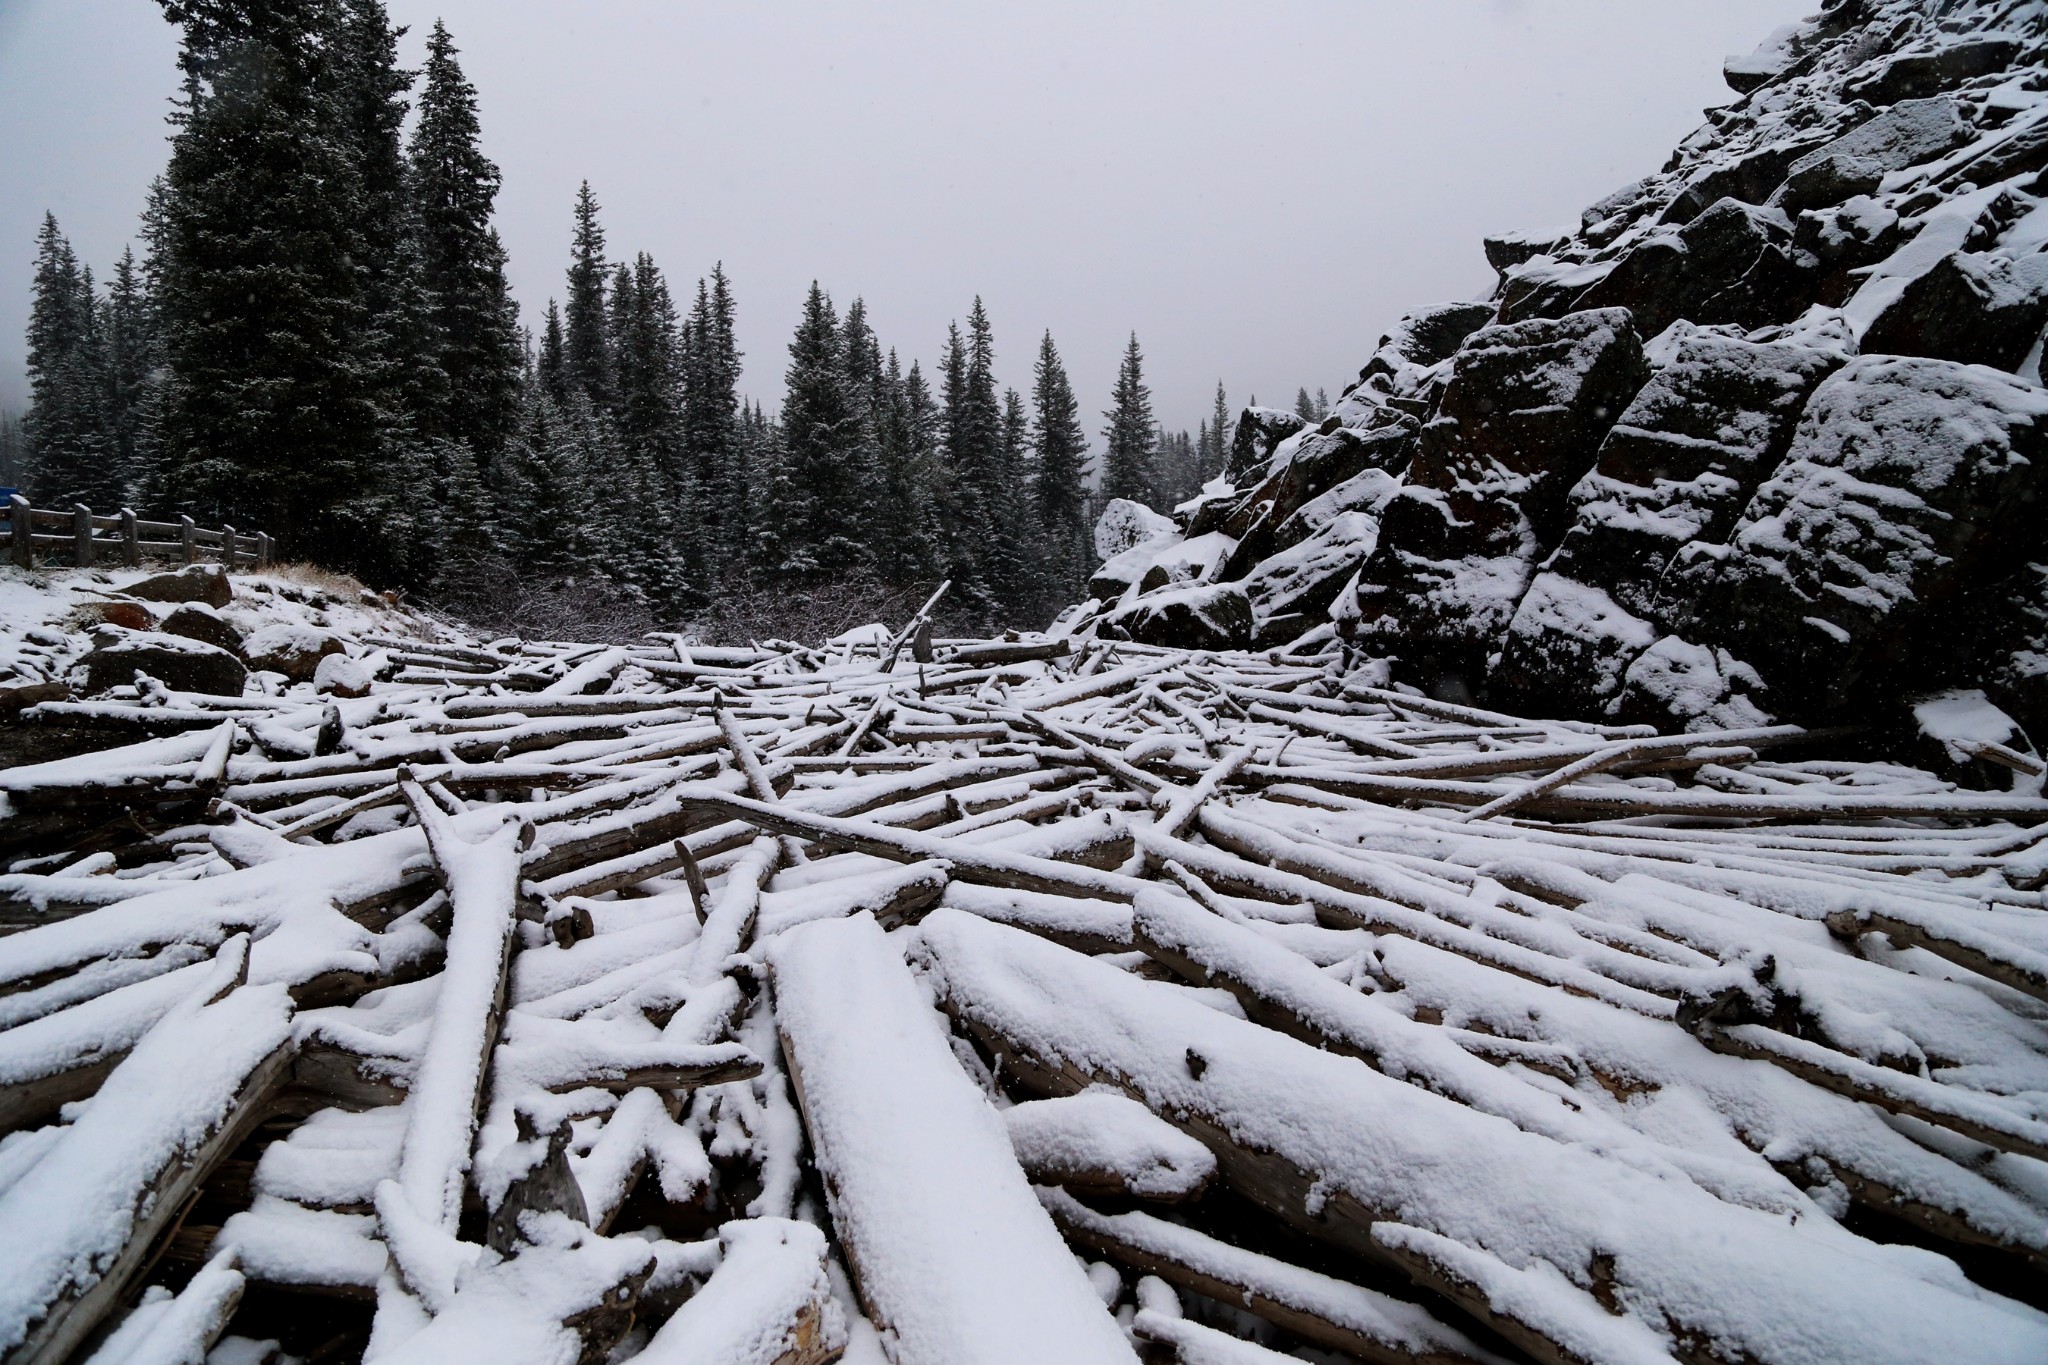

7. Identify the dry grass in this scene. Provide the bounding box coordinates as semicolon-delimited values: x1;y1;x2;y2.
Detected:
255;561;377;600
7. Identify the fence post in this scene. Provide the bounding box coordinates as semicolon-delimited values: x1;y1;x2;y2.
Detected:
221;524;236;569
9;494;30;570
73;504;94;568
181;516;197;565
121;509;140;567
256;532;273;570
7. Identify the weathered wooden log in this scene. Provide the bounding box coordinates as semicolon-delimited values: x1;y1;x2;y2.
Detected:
767;913;1139;1365
915;909;2048;1365
0;947;293;1365
1040;1189;1500;1365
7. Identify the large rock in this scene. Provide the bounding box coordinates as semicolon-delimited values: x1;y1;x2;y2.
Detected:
1345;309;1650;689
1491;329;1843;718
1224;407;1309;486
1843;36;2020;106
1661;137;1830;225
1574;199;1816;338
1980;562;2048;744
1102;582;1251;652
83;630;248;697
1215;421;1413;581
242;623;346;682
159;603;246;654
1689;355;2048;715
1092;499;1175;564
120;563;232;609
1859;249;2048;372
1488;327;1840;717
1612;634;1773;733
1772;96;1970;213
1354;300;1499;394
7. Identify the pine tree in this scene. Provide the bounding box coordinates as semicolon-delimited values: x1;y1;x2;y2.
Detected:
931;320;988;608
609;251;691;607
409;19;521;474
1100;333;1156;506
152;0;386;569
104;247;158;505
1029;331;1090;604
872;349;935;586
959;298;1002;506
0;411;25;487
772;283;865;581
23;214;114;508
1203;381;1233;486
838;296;886;543
538;301;568;406
985;385;1031;612
563;182;611;409
682;265;744;586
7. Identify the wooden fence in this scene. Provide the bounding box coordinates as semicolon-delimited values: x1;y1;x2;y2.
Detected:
1;494;272;572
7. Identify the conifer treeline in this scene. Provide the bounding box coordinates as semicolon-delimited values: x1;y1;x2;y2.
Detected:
17;0;1239;635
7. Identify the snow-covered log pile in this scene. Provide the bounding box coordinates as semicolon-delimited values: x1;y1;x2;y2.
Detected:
3;566;2048;1363
1073;0;2048;740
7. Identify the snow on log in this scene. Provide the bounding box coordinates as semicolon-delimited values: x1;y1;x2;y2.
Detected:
1042;1188;1502;1365
81;1251;244;1365
386;799;525;1234
913;908;2048;1365
1002;1089;1216;1202
0;944;293;1365
767;912;1139;1365
634;1219;847;1365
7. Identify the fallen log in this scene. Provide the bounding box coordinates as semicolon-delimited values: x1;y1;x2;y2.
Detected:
767;912;1139;1365
1040;1188;1502;1365
913;909;2048;1365
0;944;294;1365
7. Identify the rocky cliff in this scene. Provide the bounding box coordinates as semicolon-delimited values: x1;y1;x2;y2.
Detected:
1077;0;2048;742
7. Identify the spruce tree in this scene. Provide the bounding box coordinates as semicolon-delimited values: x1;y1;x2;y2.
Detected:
1029;331;1090;604
0;411;24;487
931;321;988;608
1100;333;1156;505
1206;381;1233;484
563;182;611;409
104;246;158;505
152;0;385;568
985;385;1031;612
409;19;522;474
538;301;568;406
22;214;113;506
773;283;865;581
872;348;934;586
682;265;743;585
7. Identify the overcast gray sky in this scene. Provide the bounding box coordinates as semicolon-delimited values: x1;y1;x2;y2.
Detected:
0;0;1812;434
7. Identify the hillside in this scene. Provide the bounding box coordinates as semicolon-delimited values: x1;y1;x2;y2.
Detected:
1079;0;2048;743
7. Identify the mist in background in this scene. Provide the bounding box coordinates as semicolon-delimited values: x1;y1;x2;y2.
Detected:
0;0;1813;431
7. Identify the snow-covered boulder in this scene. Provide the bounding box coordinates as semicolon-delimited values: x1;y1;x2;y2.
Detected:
314;651;375;699
242;623;346;682
120;563;232;609
1488;327;1842;715
82;628;247;697
1101;582;1252;652
1092;498;1175;564
1694;355;2048;715
1861;249;2048;372
1347;308;1650;689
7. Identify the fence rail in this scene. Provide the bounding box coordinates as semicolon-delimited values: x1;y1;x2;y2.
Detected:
1;494;272;572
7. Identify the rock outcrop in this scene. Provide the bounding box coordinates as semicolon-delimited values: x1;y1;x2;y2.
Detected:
1070;0;2048;735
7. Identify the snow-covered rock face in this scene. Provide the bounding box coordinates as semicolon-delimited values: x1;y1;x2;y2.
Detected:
1076;0;2048;736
